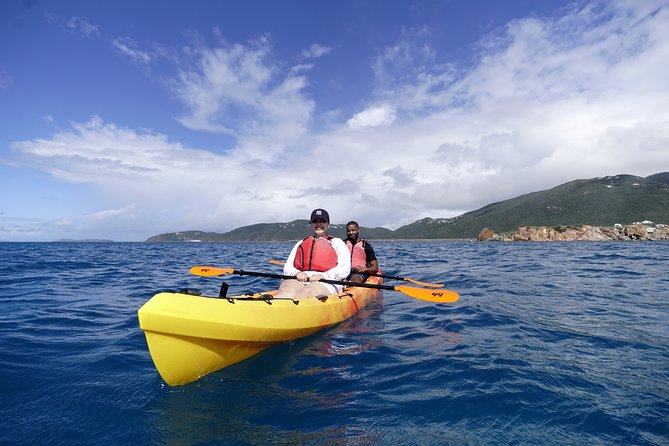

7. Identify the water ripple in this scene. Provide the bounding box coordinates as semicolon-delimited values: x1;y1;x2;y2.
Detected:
1;241;668;445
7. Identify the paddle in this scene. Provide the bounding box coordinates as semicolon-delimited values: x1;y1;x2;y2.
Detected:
190;266;459;303
269;259;444;288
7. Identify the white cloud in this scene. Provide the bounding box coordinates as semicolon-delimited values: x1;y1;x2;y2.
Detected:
11;116;213;184
8;1;669;241
67;17;100;37
357;0;669;206
86;204;137;221
381;166;414;189
0;215;71;241
171;36;314;143
9;115;347;239
301;43;332;59
111;37;156;65
372;26;436;90
347;104;397;128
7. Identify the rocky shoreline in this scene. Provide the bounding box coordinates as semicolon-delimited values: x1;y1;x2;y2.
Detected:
477;224;669;241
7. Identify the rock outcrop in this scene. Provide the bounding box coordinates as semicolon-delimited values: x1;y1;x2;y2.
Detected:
477;224;669;241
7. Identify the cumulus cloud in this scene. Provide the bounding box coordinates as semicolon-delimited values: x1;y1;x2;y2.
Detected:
347;104;397;128
382;166;416;188
358;0;669;210
9;116;359;238
11;116;211;184
9;1;669;240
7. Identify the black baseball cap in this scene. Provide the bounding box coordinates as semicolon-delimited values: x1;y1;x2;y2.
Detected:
310;208;330;223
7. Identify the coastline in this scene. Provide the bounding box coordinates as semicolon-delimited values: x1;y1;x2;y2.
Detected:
477;223;669;242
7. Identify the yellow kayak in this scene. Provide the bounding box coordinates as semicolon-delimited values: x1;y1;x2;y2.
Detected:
138;276;381;386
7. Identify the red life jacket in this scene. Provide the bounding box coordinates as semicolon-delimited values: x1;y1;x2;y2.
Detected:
293;236;338;272
345;239;368;268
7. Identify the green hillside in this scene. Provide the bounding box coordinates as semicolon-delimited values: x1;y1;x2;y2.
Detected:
392;173;669;239
216;220;392;241
146;220;394;242
146;172;669;241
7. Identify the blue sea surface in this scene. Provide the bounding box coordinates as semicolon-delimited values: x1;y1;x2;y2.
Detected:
1;241;668;445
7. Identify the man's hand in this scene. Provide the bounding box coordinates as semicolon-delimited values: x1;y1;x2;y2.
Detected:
308;273;325;282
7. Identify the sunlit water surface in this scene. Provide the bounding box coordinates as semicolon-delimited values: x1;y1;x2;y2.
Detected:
1;241;667;445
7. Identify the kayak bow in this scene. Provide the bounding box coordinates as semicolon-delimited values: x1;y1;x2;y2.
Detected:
138;277;382;386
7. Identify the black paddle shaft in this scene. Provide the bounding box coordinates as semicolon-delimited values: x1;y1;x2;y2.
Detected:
234;269;397;292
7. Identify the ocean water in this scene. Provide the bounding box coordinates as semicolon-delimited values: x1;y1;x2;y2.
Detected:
1;241;668;445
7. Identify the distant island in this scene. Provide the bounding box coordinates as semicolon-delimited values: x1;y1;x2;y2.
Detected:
54;239;115;243
146;172;669;242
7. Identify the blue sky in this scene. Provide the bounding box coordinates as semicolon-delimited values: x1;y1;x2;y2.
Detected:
1;0;668;241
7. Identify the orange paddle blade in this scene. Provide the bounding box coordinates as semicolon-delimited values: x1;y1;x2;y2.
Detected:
189;266;235;276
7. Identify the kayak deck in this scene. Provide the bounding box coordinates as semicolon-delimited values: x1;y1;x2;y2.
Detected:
138;277;381;386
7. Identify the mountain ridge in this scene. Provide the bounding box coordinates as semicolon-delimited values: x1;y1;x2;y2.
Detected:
146;172;669;242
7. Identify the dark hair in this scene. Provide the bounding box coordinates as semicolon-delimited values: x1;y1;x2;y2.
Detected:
346;221;359;228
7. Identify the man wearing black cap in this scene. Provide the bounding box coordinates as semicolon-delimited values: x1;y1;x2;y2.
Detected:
278;208;351;298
